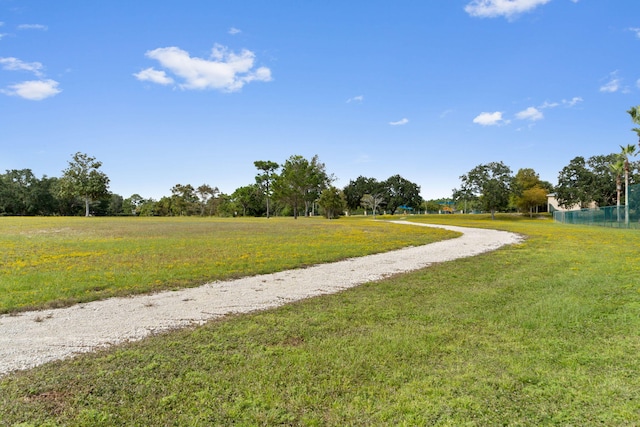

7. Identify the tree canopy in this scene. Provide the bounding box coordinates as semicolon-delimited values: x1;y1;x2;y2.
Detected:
459;162;512;220
273;155;331;219
555;154;624;209
57;152;110;217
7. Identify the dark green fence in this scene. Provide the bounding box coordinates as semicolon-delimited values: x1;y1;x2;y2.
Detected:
553;184;640;228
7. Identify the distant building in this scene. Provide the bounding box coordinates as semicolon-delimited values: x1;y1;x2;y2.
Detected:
547;193;596;213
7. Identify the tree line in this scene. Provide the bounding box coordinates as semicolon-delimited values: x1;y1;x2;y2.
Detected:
2;151;638;219
3;106;639;218
0;153;423;218
453;106;640;219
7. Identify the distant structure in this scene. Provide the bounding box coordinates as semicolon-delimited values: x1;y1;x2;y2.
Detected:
547;193;596;213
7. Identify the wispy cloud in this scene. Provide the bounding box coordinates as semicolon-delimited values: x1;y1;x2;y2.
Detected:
228;27;241;35
516;106;543;121
465;0;552;19
439;109;454;118
17;24;48;31
1;79;61;100
0;57;44;76
389;118;409;126
133;68;174;85
135;44;272;92
600;71;622;93
346;95;363;103
538;97;582;109
629;27;640;39
562;96;583;107
472;111;508;126
0;56;62;100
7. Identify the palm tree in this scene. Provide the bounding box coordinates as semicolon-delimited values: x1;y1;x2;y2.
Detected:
628;105;640;145
609;159;625;222
620;144;637;226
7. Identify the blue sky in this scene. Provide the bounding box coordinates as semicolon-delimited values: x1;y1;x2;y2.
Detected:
2;0;640;201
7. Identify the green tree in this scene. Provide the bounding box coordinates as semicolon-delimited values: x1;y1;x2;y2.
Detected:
512;168;538;213
587;154;620;207
609;159;625;222
382;174;422;215
138;198;157;216
628;105;640;143
254;160;280;218
303;155;332;216
123;194;146;216
519;186;548;217
556;156;596;209
170;184;198;216
318;186;346;219
512;168;553;214
512;168;540;193
196;184;219;216
556;154;620;210
57;152;110;217
232;184;264;217
424;199;443;213
459;162;512;220
342;176;383;213
215;193;237;217
0;169;38;215
620;144;637;225
273;155;331;219
106;194;124;216
451;186;478;214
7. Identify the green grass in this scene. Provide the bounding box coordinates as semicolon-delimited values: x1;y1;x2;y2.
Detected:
0;216;456;314
2;214;640;425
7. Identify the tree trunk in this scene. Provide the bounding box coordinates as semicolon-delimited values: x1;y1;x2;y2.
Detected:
84;196;90;217
625;167;630;227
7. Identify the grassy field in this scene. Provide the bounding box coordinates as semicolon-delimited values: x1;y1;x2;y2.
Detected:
0;216;456;314
1;215;640;425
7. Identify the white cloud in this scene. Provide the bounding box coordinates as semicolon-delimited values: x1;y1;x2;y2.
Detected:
540;97;582;109
17;24;48;31
600;71;622;93
629;27;640;39
228;27;241;35
439;109;454;118
346;95;363;103
539;101;559;109
0;57;44;76
389;118;409;126
472;111;508;126
465;0;552;19
516;106;543;121
138;44;272;92
133;67;174;85
563;96;583;107
2;79;61;100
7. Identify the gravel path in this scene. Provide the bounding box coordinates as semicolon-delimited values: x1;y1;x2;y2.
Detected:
0;221;521;376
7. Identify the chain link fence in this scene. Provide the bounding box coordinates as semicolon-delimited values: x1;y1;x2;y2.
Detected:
553;184;640;228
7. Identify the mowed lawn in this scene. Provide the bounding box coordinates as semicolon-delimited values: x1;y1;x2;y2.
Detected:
0;216;456;314
2;215;640;425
